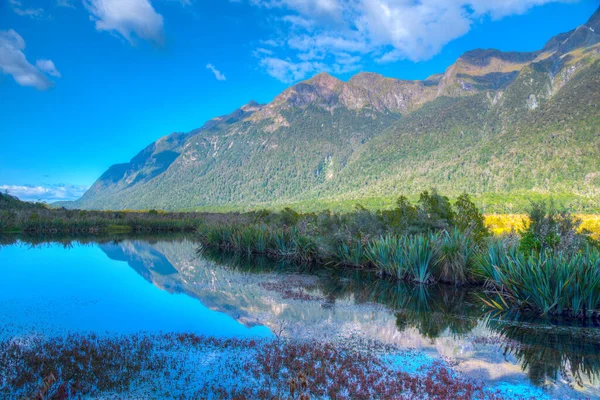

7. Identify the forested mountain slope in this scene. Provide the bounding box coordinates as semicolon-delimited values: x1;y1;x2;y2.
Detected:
63;8;600;212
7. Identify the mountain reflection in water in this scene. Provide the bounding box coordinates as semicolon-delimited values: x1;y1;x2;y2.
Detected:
3;235;599;398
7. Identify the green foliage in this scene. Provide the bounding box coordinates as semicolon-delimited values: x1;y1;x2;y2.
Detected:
480;246;600;318
438;228;476;285
62;51;600;213
0;207;204;234
417;190;455;230
519;201;585;254
280;207;301;226
366;235;407;279
453;193;489;243
405;234;439;284
0;193;46;211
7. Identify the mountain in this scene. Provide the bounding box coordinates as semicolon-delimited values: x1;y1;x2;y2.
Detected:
0;193;46;210
64;8;600;212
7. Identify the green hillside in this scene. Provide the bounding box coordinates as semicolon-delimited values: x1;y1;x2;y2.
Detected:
61;7;600;213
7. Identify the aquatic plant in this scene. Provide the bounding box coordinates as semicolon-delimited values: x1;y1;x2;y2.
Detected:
474;238;517;287
0;333;500;399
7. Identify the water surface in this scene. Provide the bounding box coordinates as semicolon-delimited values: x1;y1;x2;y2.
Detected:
1;235;599;399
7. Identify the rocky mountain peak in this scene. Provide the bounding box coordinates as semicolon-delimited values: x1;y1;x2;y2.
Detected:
305;72;343;91
348;72;386;88
586;6;600;32
241;100;263;112
542;6;600;54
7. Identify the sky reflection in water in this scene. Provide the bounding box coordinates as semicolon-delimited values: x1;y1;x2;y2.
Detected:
1;236;599;398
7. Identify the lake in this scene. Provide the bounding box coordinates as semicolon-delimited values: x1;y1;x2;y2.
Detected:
1;235;599;399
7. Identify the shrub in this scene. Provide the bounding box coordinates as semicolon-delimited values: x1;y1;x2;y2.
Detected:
481;246;600;318
366;235;407;279
519;201;584;254
417;189;454;231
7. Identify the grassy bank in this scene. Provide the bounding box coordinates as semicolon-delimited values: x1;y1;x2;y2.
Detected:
195;192;600;320
2;191;600;319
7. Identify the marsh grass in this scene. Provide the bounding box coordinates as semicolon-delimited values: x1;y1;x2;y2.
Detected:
0;208;209;234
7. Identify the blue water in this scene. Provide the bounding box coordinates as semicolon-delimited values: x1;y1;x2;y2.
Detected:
0;242;271;338
1;237;599;399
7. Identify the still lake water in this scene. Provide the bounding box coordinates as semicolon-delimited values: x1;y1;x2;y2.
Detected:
1;235;599;399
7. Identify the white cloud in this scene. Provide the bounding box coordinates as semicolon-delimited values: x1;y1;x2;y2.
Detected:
0;30;60;90
249;0;565;81
206;63;226;81
56;0;75;8
84;0;165;46
35;59;61;78
259;56;358;83
1;184;88;203
8;0;44;18
259;57;322;83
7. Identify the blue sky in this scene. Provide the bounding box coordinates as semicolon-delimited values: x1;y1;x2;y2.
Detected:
0;0;598;202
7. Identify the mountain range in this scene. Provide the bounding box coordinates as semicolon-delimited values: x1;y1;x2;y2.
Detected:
62;7;600;212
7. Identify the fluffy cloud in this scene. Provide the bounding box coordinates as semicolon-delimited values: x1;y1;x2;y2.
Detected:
35;59;61;77
206;63;226;81
84;0;165;46
249;0;564;81
1;184;88;203
8;0;44;18
0;30;60;90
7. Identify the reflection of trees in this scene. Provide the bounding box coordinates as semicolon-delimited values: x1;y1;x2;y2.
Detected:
485;316;600;387
393;285;479;339
202;246;482;340
0;232;191;248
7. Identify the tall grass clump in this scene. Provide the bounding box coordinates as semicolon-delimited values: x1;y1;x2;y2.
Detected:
475;238;518;286
481;246;600;319
336;239;367;267
366;235;407;279
405;234;439;284
437;229;476;285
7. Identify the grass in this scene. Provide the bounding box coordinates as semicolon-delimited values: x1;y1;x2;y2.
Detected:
0;208;248;234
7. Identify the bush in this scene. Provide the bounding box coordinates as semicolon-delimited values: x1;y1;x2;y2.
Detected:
519;201;584;254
